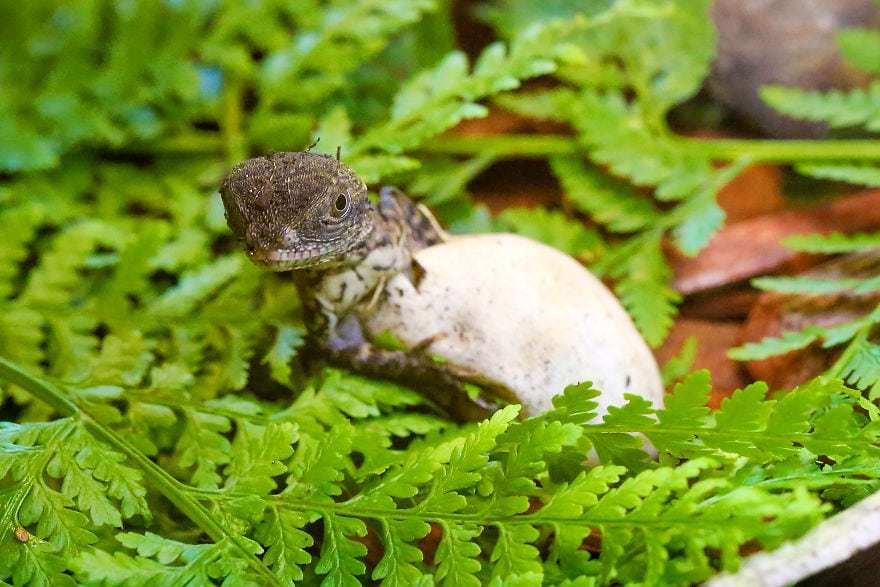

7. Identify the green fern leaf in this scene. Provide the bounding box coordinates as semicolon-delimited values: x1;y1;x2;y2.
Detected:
262;324;305;389
224;422;296;495
409;153;497;206
255;507;314;583
71;434;150;522
783;230;880;253
728;329;821;361
571;91;712;199
489;524;542;581
319;369;425;419
796;162;880;187
419;406;520;513
148;256;242;321
177;410;232;489
496;207;605;261
661;335;697;386
0;305;44;374
841;339;880;392
752;275;866;295
550;156;659;233
611;235;681;347
673;200;726;256
373;518;431;586
315;513;368;587
75;532;258;586
90;332;154;387
1;538;72;587
837;28;880;75
494;88;578;123
286;424;353;501
435;522;483;587
20;221;126;309
0;203;45;299
536;466;625;519
491;418;582;514
259;0;438;108
761;82;880;132
593;394;660;468
543;382;601;427
72;547;167;585
356;19;577;154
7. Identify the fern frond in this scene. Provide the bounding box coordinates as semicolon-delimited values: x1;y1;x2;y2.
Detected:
494;88;578;123
837;28;880;75
74;532;255;586
147;256;243;321
761;82;880;132
262;324;305;389
840;339;880;393
796;163;880;187
259;0;438;108
315;513;369;586
728;329;821;361
583;373;875;463
223;421;296;495
783;230;880;253
751;275;870;295
496;208;605;261
550;156;660;233
254;507;314;583
571;91;712;200
354;16;595;155
608;235;681;347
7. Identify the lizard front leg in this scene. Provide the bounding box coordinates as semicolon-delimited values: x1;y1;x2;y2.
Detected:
324;314;495;421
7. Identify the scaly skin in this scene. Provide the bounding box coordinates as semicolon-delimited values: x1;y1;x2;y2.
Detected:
221;151;492;419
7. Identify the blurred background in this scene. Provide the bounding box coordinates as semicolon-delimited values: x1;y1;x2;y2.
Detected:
1;0;880;414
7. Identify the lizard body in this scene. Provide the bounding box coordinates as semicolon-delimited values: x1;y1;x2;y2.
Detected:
221;150;664;419
221;151;487;417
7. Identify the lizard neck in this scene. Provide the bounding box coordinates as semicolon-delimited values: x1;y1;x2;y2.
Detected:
293;189;443;339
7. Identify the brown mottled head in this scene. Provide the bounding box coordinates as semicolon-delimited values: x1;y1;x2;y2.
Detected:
220;152;373;270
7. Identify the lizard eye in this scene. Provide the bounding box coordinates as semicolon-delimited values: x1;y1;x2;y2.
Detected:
330;193;350;218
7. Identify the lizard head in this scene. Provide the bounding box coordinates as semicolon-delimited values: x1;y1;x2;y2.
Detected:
220;151;373;271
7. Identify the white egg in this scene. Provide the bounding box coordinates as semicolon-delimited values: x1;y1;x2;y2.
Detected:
364;233;664;416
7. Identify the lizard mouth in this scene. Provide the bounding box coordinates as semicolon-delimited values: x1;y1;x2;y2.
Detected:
246;223;373;271
248;247;339;271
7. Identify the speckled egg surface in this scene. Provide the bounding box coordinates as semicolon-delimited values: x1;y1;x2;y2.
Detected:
364;233;664;416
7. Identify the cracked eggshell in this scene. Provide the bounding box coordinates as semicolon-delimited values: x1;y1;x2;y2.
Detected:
364;233;664;416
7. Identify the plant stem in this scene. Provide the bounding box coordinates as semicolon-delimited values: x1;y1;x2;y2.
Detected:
222;78;247;165
152;132;225;154
419;134;579;157
678;137;880;162
136;131;880;165
0;356;281;587
420;134;880;163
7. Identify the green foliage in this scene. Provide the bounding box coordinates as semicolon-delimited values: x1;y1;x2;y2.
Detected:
5;361;880;586
783;230;880;254
550;156;659;233
3;2;880;585
796;163;880;187
838;28;880;75
661;336;697;386
479;1;880;345
477;0;750;344
599;234;682;347
761;82;880;133
496;207;605;261
730;228;880;396
752;275;879;296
